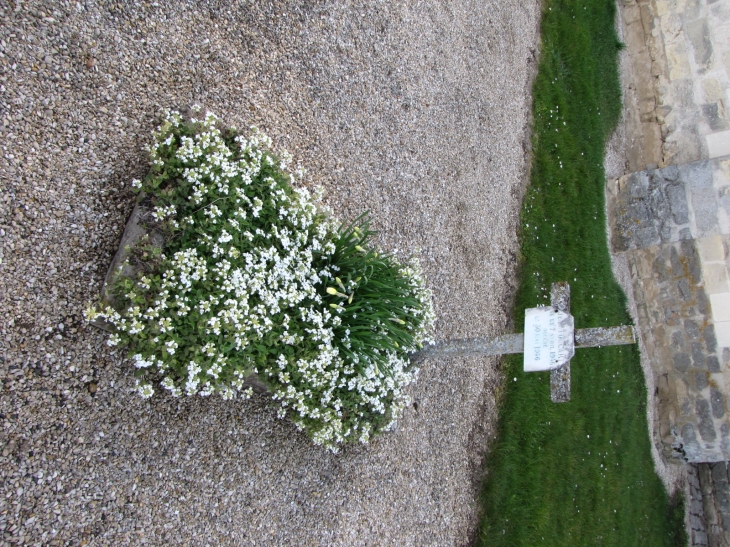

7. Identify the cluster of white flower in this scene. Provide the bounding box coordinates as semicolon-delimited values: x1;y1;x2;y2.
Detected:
87;109;436;451
152;204;177;222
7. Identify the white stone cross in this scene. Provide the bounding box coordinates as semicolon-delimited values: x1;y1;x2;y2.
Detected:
411;282;636;402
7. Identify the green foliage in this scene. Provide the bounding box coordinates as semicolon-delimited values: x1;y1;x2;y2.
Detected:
87;108;434;451
477;0;687;545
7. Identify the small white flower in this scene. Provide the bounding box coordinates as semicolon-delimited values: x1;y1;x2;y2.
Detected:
136;381;154;398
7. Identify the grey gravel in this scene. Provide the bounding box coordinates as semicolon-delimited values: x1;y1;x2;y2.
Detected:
0;1;540;545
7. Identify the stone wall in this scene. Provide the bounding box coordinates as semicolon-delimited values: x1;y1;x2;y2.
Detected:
608;159;730;462
619;0;730;171
689;464;712;546
689;462;730;546
613;0;730;543
609;158;730;250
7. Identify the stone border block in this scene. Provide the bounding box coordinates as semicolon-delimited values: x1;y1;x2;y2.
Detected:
716;322;730;348
707;131;730;159
698;235;727;263
710;293;730;322
703;264;730;294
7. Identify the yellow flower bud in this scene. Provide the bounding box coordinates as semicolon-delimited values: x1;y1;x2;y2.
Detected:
326;287;338;295
355;245;365;253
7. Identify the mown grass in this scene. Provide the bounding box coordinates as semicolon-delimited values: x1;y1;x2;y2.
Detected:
476;0;687;545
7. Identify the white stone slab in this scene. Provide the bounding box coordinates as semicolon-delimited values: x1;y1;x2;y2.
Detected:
698;235;726;263
524;307;575;372
710;293;730;323
706;130;730;159
715;321;730;348
703;263;730;294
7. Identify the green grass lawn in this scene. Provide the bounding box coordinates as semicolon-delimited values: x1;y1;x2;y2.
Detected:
476;0;687;545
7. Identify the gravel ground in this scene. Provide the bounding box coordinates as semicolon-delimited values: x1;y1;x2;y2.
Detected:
0;1;540;545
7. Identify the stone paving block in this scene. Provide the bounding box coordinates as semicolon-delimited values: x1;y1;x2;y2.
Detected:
687;319;703;340
698;235;727;263
684;421;700;443
654;253;671;281
711;387;726;418
719;188;730;232
684;0;702;20
637;249;656;278
694;341;708;368
673;328;688;350
717;487;730;513
675;352;693;372
702;78;724;103
716;165;730;193
692;498;704;514
697;398;719;440
718;161;730;185
683;239;705;282
687;18;713;69
683;160;715;189
651;183;671;215
707;130;730;158
678;376;690;399
699;289;711;315
666;181;690;223
710;371;726;391
674;78;700;110
716;321;730;347
710;293;730;322
712;462;730;483
664;164;681;181
661;12;683;41
672;245;686;275
666;40;692;80
654;0;673;17
665;304;682;325
706;326;719;353
702;103;729;131
679;277;693;299
692;529;709;546
623;4;642;26
691;187;721;237
703;263;730;293
637;224;662;248
697;371;710;391
720;204;730;236
630;170;651;198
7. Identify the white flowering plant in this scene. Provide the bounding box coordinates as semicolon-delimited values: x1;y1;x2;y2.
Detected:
86;107;435;451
